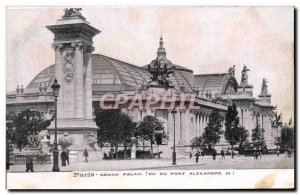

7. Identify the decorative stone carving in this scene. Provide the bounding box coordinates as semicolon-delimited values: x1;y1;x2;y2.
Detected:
241;65;250;86
20;85;24;94
43;83;47;92
180;83;185;93
85;45;95;53
39;84;43;93
51;43;63;52
71;41;83;50
16;85;20;94
63;50;75;84
146;36;175;90
261;78;268;95
225;81;236;94
63;8;85;20
228;65;235;77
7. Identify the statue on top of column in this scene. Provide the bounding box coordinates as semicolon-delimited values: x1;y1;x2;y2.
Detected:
261;78;269;95
240;64;250;86
228;65;235;77
63;8;86;20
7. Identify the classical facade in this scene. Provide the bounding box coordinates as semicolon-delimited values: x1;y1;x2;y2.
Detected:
6;9;277;157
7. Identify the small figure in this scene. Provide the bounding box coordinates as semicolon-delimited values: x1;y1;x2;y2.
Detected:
109;149;114;160
254;151;258;159
195;150;200;163
65;149;70;165
83;148;89;163
189;152;192;158
287;148;292;158
276;150;280;156
25;154;34;172
103;152;107;160
212;149;217;160
60;150;67;166
221;150;225;159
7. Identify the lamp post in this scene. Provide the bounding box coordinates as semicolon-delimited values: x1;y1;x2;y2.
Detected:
171;109;177;165
51;78;60;172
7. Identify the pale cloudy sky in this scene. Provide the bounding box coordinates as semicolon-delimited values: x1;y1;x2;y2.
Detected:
6;6;294;122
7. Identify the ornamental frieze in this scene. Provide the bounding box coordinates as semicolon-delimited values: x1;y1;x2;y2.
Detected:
63;50;75;84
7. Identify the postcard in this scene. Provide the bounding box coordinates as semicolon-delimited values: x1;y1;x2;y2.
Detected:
6;6;295;190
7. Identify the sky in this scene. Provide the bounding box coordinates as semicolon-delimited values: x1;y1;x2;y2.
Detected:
6;6;294;123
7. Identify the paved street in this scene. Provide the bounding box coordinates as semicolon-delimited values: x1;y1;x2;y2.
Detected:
7;154;294;173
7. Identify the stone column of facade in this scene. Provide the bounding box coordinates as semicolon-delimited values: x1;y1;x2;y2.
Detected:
62;46;76;119
191;113;195;139
268;115;273;145
84;45;94;120
199;114;203;135
179;111;182;141
183;110;190;146
175;111;181;145
52;43;64;119
181;111;186;145
204;114;207;130
72;42;84;118
250;111;255;141
130;137;137;159
197;112;200;137
244;109;251;136
167;110;173;146
195;113;199;137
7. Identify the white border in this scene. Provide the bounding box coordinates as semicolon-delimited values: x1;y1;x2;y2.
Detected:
1;0;298;194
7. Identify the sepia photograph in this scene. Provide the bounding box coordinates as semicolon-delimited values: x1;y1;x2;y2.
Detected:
5;6;295;190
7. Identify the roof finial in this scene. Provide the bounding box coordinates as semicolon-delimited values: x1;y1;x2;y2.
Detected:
157;35;166;59
159;35;164;48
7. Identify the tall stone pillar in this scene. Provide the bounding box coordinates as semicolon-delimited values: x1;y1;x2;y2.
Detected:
85;47;94;119
73;42;84;119
47;9;100;150
52;43;64;119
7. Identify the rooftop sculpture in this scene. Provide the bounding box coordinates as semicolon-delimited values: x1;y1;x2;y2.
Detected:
62;8;86;20
241;65;250;86
261;78;269;95
147;36;175;90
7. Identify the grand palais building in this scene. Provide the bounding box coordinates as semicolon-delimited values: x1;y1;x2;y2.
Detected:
6;9;277;158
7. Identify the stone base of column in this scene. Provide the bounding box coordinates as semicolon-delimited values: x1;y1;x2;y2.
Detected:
48;118;98;129
48;118;98;151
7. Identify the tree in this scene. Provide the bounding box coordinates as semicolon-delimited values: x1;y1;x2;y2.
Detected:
239;126;249;145
136;115;165;157
202;110;223;148
8;109;53;152
238;126;249;153
224;103;240;158
191;136;205;150
251;124;266;150
93;106;136;159
280;125;294;149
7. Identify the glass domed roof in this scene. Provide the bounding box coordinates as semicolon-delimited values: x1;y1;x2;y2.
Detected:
25;54;197;95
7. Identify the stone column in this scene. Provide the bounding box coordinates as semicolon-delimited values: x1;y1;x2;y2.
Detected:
84;45;94;119
52;43;64;119
130;137;137;159
72;41;84;119
203;114;207;130
195;114;198;137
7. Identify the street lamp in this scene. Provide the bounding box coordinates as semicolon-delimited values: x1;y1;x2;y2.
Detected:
171;109;177;165
51;78;60;172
